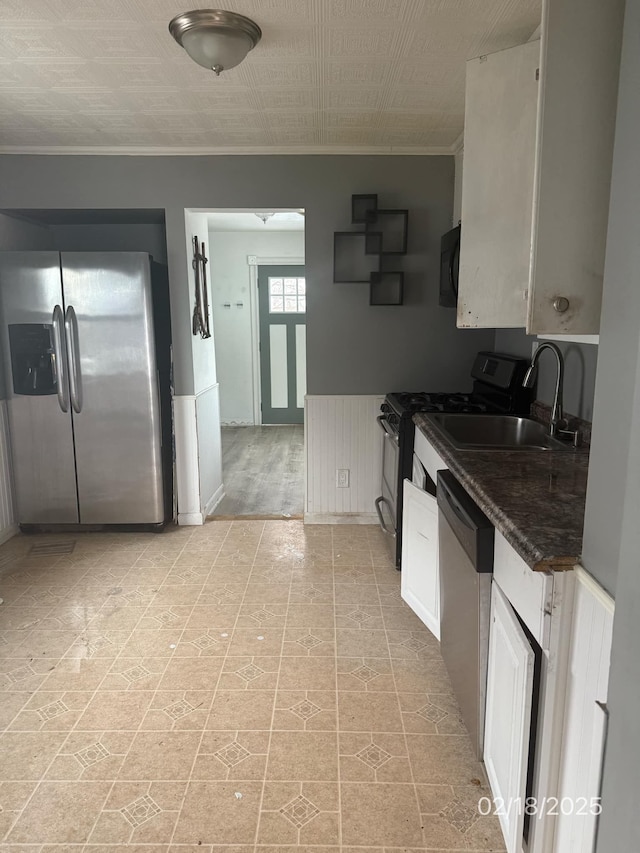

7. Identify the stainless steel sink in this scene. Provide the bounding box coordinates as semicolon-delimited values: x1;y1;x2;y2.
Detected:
427;413;572;451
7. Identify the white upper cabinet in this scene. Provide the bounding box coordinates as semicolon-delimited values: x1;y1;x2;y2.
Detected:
458;0;624;336
458;40;539;329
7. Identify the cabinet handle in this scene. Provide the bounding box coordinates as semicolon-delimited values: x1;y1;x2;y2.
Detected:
552;296;570;313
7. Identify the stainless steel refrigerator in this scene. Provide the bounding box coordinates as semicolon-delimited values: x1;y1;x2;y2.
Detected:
0;251;172;528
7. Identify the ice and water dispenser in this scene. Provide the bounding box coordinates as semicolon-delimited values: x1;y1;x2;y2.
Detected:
8;324;57;396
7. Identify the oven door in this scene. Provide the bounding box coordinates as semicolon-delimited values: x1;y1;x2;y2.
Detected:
375;413;398;538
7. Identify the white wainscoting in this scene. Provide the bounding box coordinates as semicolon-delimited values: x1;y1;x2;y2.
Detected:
305;395;384;524
173;395;202;525
195;384;224;518
0;400;17;544
554;566;614;853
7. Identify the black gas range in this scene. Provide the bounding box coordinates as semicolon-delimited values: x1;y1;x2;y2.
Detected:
375;351;533;569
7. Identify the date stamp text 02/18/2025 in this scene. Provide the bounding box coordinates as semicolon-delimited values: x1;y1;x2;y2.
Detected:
478;797;602;819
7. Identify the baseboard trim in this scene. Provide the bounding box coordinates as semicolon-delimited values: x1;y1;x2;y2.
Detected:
178;512;204;526
203;484;225;517
304;512;379;525
0;524;18;546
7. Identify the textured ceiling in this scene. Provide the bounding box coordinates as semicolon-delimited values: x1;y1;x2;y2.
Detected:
0;0;541;154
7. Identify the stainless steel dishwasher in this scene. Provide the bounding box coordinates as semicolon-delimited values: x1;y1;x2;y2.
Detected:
437;469;494;760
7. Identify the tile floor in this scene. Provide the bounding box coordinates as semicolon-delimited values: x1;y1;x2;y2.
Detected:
0;520;505;852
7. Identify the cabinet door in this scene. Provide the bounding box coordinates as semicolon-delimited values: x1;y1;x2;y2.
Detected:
484;582;535;853
527;0;624;334
401;479;440;640
457;40;539;329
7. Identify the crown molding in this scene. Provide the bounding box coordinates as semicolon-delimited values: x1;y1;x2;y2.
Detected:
0;143;460;157
451;132;464;154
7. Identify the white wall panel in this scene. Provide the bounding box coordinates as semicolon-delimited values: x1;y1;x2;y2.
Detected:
173;395;202;525
295;324;306;409
195;383;224;518
269;325;288;408
305;395;384;521
0;401;16;543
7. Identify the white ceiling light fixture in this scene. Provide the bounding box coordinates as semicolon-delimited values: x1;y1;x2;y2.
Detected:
168;9;262;76
255;213;274;224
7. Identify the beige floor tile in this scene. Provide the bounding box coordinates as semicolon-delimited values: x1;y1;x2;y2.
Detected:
173;780;263;844
0;731;67;779
266;731;338;781
236;603;287;629
336;628;390;658
281;627;336;657
278;656;337;691
407;733;486;785
100;656;168;691
118;731;201;780
289;582;334;604
273;690;337;731
258;781;340;846
206;689;276;730
75;690;155;731
193;730;270;780
391;657;456;693
382;604;430;632
243;582;291;603
117;628;181;658
218;656;279;690
338;691;403;732
13;629;80;661
91;780;186;844
137;605;194;631
386;627;442;660
158;657;223;691
339;732;413;782
340;782;424;847
7;780;112;843
45;730;134;780
334;583;380;605
0;690;29;730
0;780;38;839
172;629;230;658
227;627;284;657
336;657;395;692
140;690;215;731
8;689;94;731
335;603;385;630
151;584;205;606
197;582;247;605
286;604;335;628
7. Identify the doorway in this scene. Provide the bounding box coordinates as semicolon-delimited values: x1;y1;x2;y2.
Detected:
204;209;306;518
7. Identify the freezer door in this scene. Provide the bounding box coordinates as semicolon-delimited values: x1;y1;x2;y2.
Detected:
61;253;165;524
0;252;79;523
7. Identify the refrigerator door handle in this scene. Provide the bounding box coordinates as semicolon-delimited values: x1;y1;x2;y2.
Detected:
64;305;83;414
52;304;69;413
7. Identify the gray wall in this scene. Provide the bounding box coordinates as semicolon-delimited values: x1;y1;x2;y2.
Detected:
0;155;494;397
50;223;167;264
0;211;53;251
588;0;640;848
495;329;598;421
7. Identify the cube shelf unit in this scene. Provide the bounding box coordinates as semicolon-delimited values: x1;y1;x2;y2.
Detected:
333;194;409;305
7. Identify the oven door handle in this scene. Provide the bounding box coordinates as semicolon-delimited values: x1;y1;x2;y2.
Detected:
375;496;397;538
377;414;399;445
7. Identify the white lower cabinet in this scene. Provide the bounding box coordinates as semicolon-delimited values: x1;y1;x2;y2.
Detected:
484;581;536;853
401;478;440;640
554;567;614;853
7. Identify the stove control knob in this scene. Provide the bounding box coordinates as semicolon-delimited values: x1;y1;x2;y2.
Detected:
552;296;570;313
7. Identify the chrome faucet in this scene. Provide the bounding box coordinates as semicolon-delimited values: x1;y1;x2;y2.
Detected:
523;342;566;437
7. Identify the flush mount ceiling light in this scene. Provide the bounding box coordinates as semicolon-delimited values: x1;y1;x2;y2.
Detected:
168;9;262;76
255;213;274;224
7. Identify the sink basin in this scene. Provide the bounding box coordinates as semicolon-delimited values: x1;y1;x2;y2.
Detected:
426;413;572;451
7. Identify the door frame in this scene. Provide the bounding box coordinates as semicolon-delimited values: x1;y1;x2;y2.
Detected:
247;254;305;425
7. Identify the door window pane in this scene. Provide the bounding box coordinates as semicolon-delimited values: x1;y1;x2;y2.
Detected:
269;276;306;313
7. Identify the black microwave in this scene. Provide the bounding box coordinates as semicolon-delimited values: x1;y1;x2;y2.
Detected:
439;223;461;308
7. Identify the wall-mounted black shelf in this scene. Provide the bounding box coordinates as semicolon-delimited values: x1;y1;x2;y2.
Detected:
333;232;381;283
333;194;411;304
365;209;408;255
370;271;404;305
351;194;378;224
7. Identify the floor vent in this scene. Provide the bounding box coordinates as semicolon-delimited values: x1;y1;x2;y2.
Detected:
29;541;76;557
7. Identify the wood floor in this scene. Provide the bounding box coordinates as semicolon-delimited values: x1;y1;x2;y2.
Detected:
211;425;304;518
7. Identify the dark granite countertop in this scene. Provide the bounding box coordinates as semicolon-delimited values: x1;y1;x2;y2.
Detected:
413;413;590;572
